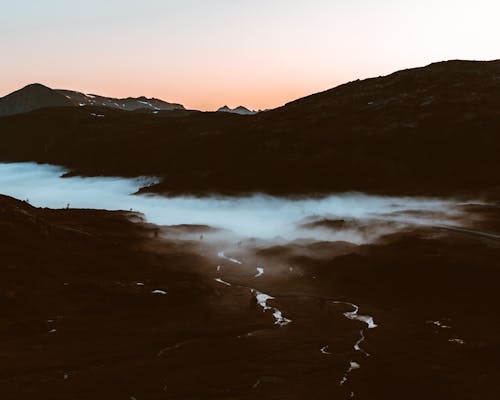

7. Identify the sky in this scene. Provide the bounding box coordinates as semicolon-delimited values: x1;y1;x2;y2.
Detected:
1;0;499;111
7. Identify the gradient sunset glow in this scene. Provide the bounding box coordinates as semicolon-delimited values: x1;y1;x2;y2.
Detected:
2;0;499;111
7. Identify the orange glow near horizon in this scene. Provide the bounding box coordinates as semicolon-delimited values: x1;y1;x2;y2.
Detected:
1;0;499;111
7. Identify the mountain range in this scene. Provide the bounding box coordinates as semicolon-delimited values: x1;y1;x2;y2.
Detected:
0;83;184;117
0;84;262;117
0;59;499;198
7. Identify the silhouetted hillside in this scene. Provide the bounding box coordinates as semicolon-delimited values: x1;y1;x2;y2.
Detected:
0;60;499;197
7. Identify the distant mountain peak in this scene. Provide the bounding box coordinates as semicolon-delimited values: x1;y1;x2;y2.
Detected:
216;105;256;115
23;83;51;90
0;83;73;117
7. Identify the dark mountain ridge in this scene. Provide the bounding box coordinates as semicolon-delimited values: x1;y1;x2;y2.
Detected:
0;84;184;117
0;59;499;198
57;89;184;112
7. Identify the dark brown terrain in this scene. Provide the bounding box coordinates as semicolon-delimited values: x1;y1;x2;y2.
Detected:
1;60;500;399
0;60;499;198
1;195;500;399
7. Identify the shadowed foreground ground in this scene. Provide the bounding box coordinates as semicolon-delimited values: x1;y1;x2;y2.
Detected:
1;195;500;399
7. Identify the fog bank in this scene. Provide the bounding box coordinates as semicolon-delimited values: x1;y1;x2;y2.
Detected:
0;162;477;242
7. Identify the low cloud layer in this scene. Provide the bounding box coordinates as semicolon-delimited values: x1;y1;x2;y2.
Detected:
0;162;479;243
